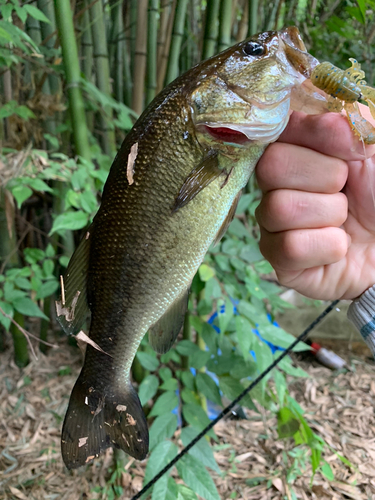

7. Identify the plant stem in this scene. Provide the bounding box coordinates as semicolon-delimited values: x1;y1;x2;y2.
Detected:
146;0;159;105
11;311;29;368
157;0;175;92
248;0;258;36
90;0;116;156
132;0;148;114
54;0;91;161
218;0;232;51
164;0;189;85
202;0;220;60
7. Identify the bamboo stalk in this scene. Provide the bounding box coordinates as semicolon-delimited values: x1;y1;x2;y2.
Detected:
90;0;116;155
248;0;258;36
11;311;29;368
236;0;248;41
146;0;159;105
157;0;171;67
37;0;61;95
110;0;124;104
202;0;220;60
130;0;138;77
132;0;148;114
218;0;232;52
157;0;175;92
54;0;91;160
164;0;189;85
81;0;94;82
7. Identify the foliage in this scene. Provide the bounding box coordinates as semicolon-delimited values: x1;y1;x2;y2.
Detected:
0;0;369;498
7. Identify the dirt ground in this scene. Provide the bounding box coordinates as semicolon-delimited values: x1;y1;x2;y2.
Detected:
1;340;375;500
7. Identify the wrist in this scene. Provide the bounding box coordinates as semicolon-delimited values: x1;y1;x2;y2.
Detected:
347;285;375;355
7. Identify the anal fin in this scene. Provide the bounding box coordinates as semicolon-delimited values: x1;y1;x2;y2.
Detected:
55;225;92;335
213;190;242;246
148;289;189;354
172;150;221;212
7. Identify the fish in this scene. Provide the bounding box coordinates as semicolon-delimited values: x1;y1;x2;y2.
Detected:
56;26;330;469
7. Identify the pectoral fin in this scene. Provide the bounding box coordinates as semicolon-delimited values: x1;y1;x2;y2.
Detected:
213;190;242;246
172;150;221;212
55;225;92;335
148;289;189;354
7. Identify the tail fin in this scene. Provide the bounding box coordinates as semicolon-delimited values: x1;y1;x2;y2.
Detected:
61;373;149;469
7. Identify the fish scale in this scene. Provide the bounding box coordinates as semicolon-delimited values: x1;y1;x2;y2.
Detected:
56;27;331;468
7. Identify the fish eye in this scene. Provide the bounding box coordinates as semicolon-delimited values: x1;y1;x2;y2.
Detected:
243;41;266;57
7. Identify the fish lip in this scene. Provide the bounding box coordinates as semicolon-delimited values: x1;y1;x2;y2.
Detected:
278;28;319;78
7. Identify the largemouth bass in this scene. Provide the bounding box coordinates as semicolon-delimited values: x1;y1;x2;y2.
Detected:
56;27;329;469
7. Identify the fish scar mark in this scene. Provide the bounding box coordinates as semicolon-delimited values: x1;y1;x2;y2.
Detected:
78;437;88;447
127;142;138;185
55;286;80;322
116;404;127;412
126;413;137;426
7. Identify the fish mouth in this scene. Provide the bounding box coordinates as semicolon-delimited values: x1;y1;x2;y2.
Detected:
196;98;291;146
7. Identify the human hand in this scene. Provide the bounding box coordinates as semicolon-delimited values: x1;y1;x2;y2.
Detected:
255;108;375;300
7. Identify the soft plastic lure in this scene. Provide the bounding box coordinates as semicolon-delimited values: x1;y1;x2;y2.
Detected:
311;58;375;144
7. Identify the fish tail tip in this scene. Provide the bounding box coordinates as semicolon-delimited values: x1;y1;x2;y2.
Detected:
61;376;149;469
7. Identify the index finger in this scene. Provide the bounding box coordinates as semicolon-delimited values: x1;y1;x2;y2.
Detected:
279;108;375;161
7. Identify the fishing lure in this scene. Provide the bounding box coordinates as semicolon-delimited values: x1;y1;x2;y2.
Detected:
311;58;375;144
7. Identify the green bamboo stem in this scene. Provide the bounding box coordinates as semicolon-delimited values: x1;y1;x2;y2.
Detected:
146;0;159;105
202;0;220;60
218;0;233;51
123;33;132;107
110;0;124;104
11;311;29;368
39;296;50;353
130;0;138;77
248;0;258;36
164;0;189;85
81;0;94;83
37;0;61;95
90;0;116;156
157;0;171;66
157;0;175;92
54;0;91;161
131;0;148;114
237;0;248;41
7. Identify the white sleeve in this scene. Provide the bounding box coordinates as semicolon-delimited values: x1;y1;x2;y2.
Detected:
347;285;375;355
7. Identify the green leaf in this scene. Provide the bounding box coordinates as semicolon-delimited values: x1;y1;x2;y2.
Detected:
0;25;12;41
228;218;249;239
138;374;159;406
239;242;263;263
180;370;195;391
176;340;199;356
144;441;178;484
176;454;220;500
277;407;300;438
45;244;55;258
149;391;178;417
207;353;239;375
136;352;159;371
13;297;48;320
28;178;53;193
50;211;89;234
201;323;217;353
35;280;59;299
176;485;198;500
198;264;215;282
159;367;172;381
14;277;32;290
152;475;178;500
24;248;45;263
0;301;13;330
259;324;310;352
160;378;178;391
42;259;54;278
278;356;309;378
182;403;216;440
196;372;222;406
11;185;32;208
180;427;221;473
149;413;178;450
321;461;334;481
273;369;287;405
24;4;51;24
235;316;253;359
219;376;255;410
189;350;210;370
356;0;366;22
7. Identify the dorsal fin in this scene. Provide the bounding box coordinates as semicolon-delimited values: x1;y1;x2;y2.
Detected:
148;289;189;354
55;226;92;335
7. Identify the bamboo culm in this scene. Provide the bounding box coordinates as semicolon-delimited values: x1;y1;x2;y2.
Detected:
202;0;220;60
146;0;159;105
53;0;91;161
164;0;189;85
